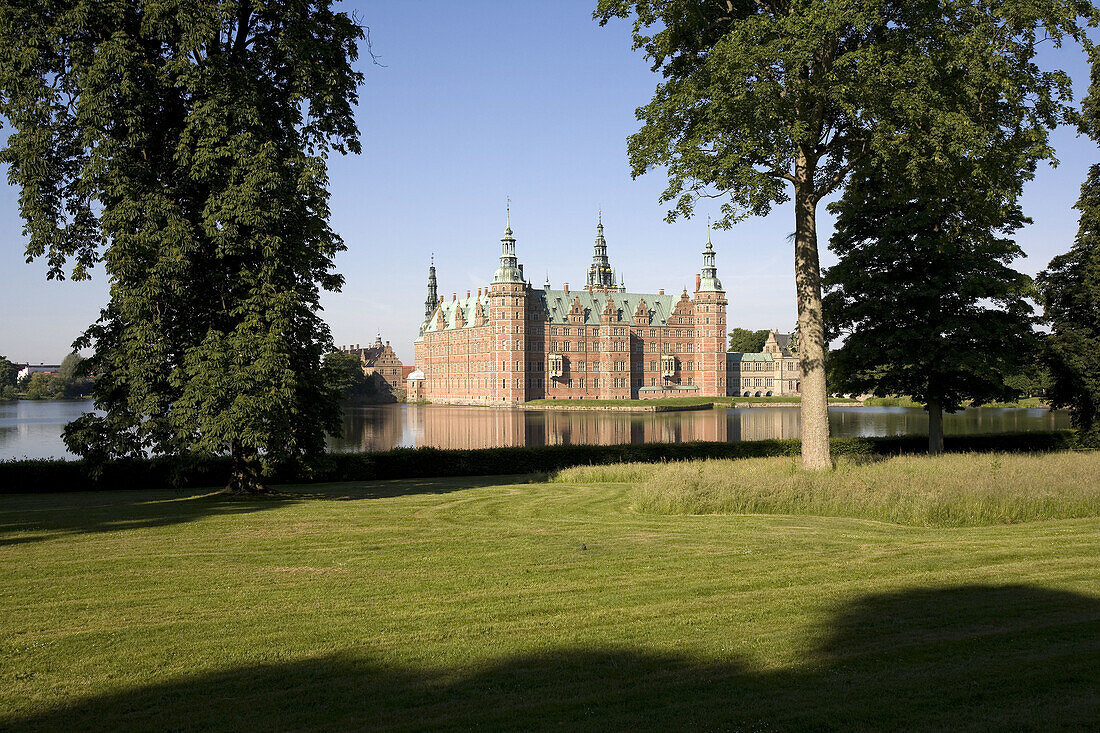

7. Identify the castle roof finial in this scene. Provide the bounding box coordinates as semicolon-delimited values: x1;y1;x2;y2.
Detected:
506;196;511;232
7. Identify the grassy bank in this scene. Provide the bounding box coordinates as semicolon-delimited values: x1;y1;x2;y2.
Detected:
2;452;1100;730
862;395;1046;408
554;451;1100;527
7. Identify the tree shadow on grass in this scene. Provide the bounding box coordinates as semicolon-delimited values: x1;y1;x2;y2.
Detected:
5;585;1098;731
0;475;537;547
0;490;298;547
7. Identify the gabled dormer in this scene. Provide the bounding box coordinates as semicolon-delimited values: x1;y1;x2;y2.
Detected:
602;296;619;323
671;290;694;324
569;296;586;324
633;298;651;325
474;299;488;326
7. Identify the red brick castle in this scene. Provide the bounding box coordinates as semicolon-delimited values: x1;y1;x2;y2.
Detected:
409;214;731;405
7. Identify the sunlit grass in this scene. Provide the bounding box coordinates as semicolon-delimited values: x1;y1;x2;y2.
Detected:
2;455;1099;729
553;451;1100;527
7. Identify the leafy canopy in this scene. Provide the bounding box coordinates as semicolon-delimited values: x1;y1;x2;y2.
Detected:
727;328;770;353
824;158;1036;414
595;0;1090;223
0;1;365;485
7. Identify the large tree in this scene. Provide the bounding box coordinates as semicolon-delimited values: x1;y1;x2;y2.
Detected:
0;1;364;491
596;0;1090;469
824;160;1036;454
1039;167;1100;444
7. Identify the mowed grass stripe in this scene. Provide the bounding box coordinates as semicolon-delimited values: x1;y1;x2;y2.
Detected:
2;453;1100;730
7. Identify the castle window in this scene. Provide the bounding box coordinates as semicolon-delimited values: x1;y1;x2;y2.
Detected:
548;354;564;378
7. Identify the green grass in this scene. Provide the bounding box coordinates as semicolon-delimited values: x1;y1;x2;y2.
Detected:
556;451;1100;527
3;455;1100;730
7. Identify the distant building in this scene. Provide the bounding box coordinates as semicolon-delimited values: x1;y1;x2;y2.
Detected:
411;214;728;404
727;330;800;397
339;336;406;401
17;364;60;381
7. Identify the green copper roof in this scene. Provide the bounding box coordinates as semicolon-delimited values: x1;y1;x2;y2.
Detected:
537;289;685;327
420;293;491;335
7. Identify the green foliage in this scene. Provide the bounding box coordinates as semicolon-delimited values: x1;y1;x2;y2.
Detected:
824;158;1038;432
0;356;17;388
0;2;365;490
23;372;61;400
595;0;1087;225
727;328;769;353
1040;165;1100;444
323;351;368;399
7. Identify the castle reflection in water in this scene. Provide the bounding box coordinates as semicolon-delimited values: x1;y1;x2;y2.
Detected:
327;404;1068;453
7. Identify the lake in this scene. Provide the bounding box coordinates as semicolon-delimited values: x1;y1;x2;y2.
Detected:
0;400;1070;460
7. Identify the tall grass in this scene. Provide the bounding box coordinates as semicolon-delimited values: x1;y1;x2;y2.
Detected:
554;452;1100;527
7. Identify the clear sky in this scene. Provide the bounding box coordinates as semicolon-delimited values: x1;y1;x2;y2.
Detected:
2;0;1098;365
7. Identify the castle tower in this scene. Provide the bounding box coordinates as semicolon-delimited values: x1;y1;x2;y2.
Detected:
490;207;529;404
694;226;728;397
586;212;616;291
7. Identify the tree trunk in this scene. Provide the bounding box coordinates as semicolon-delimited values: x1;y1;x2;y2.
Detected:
927;399;944;455
227;438;268;494
794;154;832;470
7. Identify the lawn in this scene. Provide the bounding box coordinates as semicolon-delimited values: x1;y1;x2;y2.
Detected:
2;453;1100;731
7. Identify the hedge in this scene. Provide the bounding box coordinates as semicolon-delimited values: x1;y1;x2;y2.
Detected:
0;430;1085;494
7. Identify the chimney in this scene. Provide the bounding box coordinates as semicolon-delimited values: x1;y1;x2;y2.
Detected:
467;290;471;299
658;289;665;295
564;283;569;293
477;288;482;297
696;273;701;291
452;293;456;301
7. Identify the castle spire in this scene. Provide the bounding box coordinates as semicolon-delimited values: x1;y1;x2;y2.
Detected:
423;255;438;319
698;225;723;292
587;212;615;291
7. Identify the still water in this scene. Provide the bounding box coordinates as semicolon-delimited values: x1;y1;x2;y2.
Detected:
0;400;1071;460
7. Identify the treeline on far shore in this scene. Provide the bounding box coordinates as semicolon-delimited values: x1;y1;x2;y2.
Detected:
0;431;1084;495
0;353;93;401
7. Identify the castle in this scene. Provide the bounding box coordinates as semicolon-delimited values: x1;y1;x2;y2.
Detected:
409;215;744;405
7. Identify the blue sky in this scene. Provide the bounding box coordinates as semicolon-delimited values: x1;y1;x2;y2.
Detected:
2;0;1098;364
